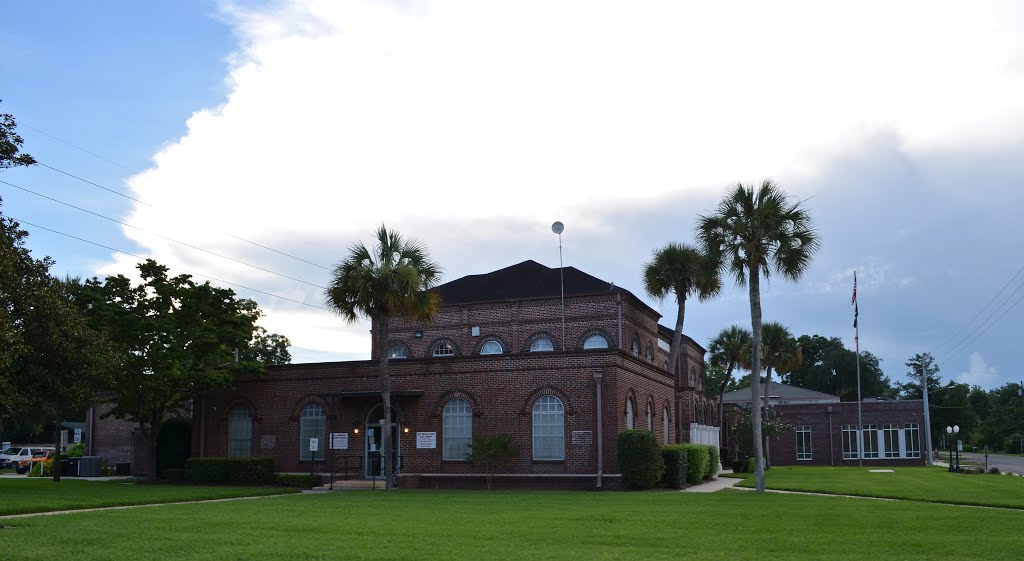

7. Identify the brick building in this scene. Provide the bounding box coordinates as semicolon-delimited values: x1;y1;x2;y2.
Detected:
187;260;719;489
721;382;926;466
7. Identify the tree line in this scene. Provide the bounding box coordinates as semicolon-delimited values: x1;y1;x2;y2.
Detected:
1;103;290;481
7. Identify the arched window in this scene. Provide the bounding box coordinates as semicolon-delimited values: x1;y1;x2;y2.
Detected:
387;345;407;359
645;343;654;363
432;341;455;357
663;406;670;445
530;337;554;352
532;396;565;460
299;403;326;461
228;406;252;457
443;399;472;460
480;340;503;355
625;397;635;430
583;334;609;349
690;366;696;386
631;335;641;357
647;401;654;432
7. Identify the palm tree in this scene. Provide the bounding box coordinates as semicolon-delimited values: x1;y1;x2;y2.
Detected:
759;321;801;468
643;243;721;384
708;325;752;441
698;180;819;492
324;226;441;490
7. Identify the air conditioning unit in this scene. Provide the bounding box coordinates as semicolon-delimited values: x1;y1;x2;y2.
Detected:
77;456;101;477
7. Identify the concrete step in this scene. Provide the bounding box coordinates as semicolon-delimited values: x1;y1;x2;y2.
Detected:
315;479;383;491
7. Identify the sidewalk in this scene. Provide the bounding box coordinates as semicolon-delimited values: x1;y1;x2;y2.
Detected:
682;470;742;493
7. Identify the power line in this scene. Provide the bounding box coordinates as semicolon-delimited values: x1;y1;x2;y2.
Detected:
0;178;327;290
35;160;333;271
934;265;1024;365
9;215;332;312
940;285;1024;365
933;263;1024;356
20;123;130;169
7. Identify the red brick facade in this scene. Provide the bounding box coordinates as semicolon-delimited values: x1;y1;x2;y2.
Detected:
190;276;718;489
722;400;926;467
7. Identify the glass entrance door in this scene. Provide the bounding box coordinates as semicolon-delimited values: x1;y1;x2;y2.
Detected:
365;406;400;479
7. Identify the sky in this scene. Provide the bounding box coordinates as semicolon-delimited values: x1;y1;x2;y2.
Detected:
3;0;1024;391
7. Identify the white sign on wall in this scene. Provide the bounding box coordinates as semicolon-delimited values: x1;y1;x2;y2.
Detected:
309;437;319;452
330;433;349;450
73;428;82;443
416;432;437;449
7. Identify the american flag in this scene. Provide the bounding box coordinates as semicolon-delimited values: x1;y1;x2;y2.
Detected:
852;272;858;329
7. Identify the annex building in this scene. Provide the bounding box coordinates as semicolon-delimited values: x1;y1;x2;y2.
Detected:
721;381;926;466
181;260;720;489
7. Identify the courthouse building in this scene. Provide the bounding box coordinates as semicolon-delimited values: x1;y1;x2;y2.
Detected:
181;260;720;489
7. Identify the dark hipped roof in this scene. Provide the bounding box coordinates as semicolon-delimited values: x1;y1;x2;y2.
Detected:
722;381;839;404
434;260;629;305
657;324;707;354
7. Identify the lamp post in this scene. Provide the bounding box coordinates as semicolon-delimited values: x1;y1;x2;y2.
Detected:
946;425;960;472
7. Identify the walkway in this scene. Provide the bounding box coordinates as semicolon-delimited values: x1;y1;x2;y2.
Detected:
0;493;293;521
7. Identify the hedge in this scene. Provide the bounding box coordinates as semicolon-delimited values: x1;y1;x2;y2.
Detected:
185;456;276;484
681;444;709;483
660;445;688;489
705;445;720;479
277;474;322;488
617;430;665;489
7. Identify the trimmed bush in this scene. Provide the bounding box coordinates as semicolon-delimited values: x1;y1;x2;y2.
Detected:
66;443;86;458
277;474;322;488
746;457;757;473
681;444;709;484
162;468;187;481
185;456;275;485
705;445;720;479
660;445;688;489
617;430;665;489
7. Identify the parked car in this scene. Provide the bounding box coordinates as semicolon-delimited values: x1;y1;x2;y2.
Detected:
0;447;26;468
15;449;55;475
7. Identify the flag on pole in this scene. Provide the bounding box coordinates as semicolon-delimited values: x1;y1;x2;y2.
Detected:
852;272;858;328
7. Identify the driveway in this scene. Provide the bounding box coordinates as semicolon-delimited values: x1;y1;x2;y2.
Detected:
958;451;1024;475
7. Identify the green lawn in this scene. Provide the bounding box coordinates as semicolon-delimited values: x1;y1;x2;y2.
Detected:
0;479;298;515
728;465;1024;508
3;490;1022;560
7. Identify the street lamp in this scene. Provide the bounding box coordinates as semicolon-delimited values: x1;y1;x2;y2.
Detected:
946;425;960;472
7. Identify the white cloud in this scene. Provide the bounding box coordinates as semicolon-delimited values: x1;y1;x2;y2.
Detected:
101;0;1024;358
956;352;1001;388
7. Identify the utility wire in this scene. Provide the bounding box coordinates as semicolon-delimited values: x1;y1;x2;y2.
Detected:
940;285;1024;365
9;215;332;312
35;161;333;271
0;178;327;290
932;263;1024;357
21;123;130;169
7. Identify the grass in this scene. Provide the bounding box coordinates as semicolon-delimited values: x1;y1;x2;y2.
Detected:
3;490;1023;560
0;479;299;515
728;465;1024;508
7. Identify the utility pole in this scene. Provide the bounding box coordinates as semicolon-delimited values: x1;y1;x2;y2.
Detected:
922;362;933;465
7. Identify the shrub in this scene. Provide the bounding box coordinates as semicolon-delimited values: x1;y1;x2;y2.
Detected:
185;456;275;484
746;457;757;473
469;434;519;490
66;443;86;458
617;430;665;489
660;445;688;489
277;474;322;488
162;468;187;481
705;445;720;479
681;444;709;484
731;457;747;473
988;466;1001;475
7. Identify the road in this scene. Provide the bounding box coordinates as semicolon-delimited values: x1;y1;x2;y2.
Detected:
956;451;1024;475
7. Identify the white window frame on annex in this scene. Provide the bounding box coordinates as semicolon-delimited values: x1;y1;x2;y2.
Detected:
795;425;811;461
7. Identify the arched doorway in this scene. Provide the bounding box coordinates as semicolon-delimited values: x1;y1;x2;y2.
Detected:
364;405;401;479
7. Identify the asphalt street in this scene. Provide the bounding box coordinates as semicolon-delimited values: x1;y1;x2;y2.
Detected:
955;451;1024;475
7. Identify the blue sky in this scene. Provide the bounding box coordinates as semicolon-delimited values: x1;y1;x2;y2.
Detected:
3;1;1024;391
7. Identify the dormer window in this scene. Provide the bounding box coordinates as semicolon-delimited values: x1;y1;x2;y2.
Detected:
480;340;503;355
432;342;455;357
387;345;408;359
530;337;554;352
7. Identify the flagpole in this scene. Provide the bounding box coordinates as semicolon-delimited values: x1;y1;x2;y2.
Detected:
853;272;863;467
